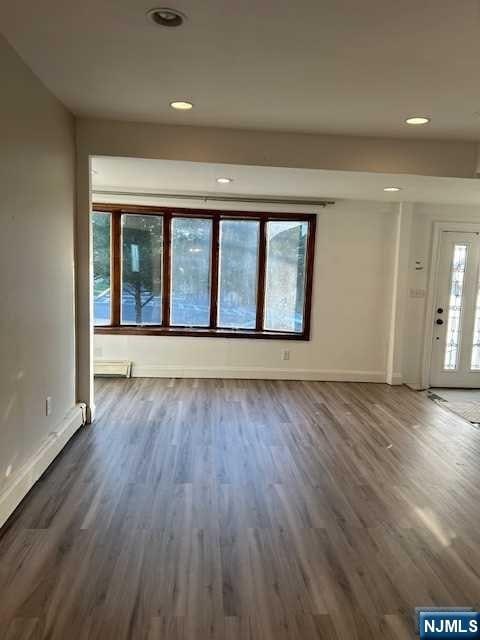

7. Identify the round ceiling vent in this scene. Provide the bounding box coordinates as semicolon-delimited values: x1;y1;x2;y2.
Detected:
146;7;186;27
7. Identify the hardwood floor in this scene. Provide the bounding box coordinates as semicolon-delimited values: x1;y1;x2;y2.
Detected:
1;378;479;639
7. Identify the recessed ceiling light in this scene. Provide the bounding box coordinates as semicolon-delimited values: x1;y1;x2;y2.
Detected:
384;187;402;192
405;116;431;125
170;100;193;110
216;177;233;184
146;7;186;28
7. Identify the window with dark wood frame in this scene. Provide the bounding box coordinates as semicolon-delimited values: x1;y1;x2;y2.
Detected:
92;204;316;340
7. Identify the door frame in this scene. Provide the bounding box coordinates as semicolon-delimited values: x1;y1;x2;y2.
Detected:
421;220;480;389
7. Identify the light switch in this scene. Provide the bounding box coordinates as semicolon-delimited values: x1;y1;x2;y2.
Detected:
414;259;424;271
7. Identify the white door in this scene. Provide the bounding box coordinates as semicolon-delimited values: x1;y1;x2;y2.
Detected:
430;231;480;387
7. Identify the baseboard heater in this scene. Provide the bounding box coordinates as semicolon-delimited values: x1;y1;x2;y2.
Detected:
94;360;132;378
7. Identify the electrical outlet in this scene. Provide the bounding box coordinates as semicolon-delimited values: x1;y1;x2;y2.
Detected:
46;396;53;416
281;349;290;361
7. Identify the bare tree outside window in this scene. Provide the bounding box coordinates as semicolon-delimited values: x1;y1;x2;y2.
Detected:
92;212;111;325
92;206;315;340
121;214;163;325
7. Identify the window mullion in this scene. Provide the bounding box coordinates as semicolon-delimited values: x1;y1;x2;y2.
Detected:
302;215;316;340
162;213;171;327
209;216;220;329
111;211;121;326
256;219;267;331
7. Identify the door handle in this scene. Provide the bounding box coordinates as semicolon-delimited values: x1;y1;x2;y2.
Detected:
436;318;444;325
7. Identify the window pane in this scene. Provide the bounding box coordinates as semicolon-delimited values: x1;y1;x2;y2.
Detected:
444;243;467;370
471;271;480;370
171;218;212;326
121;214;162;325
218;220;259;329
264;220;308;333
92;211;111;325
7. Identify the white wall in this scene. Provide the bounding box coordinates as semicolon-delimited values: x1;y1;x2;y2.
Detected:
95;197;480;387
0;35;82;527
76;119;480;410
95;200;397;381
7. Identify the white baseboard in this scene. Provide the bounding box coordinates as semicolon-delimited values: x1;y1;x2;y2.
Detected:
405;382;427;391
86;402;95;424
386;372;403;386
132;364;387;382
0;404;86;529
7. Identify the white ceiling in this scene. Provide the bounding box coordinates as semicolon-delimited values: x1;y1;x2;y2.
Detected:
92;156;480;206
2;0;480;140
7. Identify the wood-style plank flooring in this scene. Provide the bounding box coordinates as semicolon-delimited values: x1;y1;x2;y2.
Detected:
1;378;480;639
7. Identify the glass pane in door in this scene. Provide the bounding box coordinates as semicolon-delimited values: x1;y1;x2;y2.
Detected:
444;244;468;370
471;274;480;370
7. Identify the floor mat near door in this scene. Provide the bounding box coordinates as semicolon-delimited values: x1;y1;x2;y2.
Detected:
428;388;480;426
